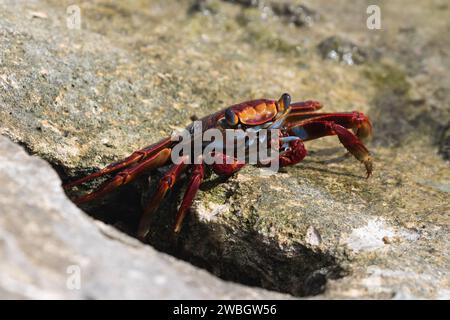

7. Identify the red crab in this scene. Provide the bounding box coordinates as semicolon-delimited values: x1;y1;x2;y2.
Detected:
64;94;372;240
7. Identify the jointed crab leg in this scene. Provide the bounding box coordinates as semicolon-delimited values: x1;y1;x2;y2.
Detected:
290;121;372;177
328;123;372;176
289;100;323;113
73;148;171;204
286;111;372;141
174;163;205;233
138;159;188;239
265;100;323;124
64;137;172;189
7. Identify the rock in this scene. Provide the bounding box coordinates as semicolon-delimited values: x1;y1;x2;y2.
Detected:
223;0;318;27
189;0;220;15
0;0;449;299
270;2;318;27
0;136;286;299
317;36;369;65
305;226;322;247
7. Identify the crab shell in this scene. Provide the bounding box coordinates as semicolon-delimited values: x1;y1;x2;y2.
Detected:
230;99;279;125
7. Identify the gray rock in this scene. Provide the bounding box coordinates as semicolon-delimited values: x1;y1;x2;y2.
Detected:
0;136;286;299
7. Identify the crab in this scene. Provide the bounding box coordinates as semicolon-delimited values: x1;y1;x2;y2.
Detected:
64;93;372;240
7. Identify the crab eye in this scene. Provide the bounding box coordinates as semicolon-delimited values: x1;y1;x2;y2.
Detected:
278;93;291;111
225;109;239;126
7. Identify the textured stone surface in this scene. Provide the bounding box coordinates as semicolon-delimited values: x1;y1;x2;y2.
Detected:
0;0;449;299
0;136;286;299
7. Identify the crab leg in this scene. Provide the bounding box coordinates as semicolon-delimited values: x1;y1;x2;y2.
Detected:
290;121;372;177
289;100;323;113
137;159;188;240
64;137;172;189
174;163;205;233
287;111;372;141
73;148;171;204
283;101;321;122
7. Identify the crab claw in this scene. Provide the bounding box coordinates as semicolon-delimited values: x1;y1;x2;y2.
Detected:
279;139;307;167
364;158;373;179
333;123;373;178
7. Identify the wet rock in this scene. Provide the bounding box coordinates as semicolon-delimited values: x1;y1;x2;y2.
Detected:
0;136;286;299
317;36;369;65
270;2;318;27
224;0;318;27
189;0;220;15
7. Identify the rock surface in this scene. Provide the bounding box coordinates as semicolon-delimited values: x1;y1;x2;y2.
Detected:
0;0;449;299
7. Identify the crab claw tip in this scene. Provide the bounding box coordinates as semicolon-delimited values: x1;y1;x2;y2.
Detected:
364;158;373;179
